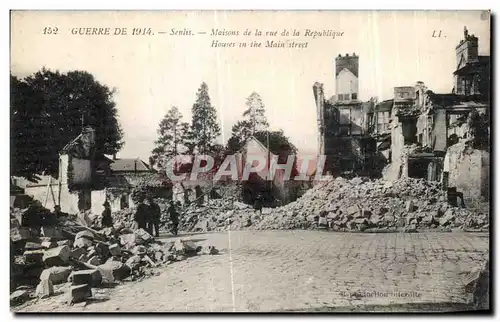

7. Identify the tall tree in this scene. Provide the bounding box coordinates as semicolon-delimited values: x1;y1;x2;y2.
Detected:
10;75;45;180
10;69;124;179
190;82;221;154
150;106;190;170
243;92;269;134
225;92;270;154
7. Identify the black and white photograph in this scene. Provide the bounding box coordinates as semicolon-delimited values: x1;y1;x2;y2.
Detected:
9;10;491;313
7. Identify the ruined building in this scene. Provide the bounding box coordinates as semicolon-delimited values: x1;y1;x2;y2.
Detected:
314;53;377;177
453;26;490;98
12;126;171;215
383;26;490;199
314;26;489;200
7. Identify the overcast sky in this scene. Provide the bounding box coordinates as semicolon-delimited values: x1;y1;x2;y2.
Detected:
11;11;490;162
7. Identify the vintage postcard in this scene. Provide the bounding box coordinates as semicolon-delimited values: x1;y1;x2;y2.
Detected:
10;10;490;313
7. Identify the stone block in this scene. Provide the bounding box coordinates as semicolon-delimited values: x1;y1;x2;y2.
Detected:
68;284;92;303
87;256;101;266
23;250;44;266
174;239;197;255
95;242;110;258
10;227;32;242
369;215;381;226
35;279;54;298
439;209;455;226
97;260;131;284
57;240;73;247
404;224;418;233
70;247;86;259
43;245;71;267
132;245;147;256
354;218;367;225
405;200;416;212
41;227;64;239
10;290;30;306
120;233;140;249
357;223;368;232
109;244;121;256
134;228;153;243
74;237;93;249
25;242;44;250
75;230;94;240
362;209;372;219
125;255;142;270
70;269;102;287
40;266;73;285
346;205;360;216
326;212;338;220
41;240;58;249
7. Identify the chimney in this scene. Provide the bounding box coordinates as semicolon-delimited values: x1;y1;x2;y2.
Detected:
80;126;96;158
81;126;96;147
113;153;117;160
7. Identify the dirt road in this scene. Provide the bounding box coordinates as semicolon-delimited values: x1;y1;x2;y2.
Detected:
15;230;489;312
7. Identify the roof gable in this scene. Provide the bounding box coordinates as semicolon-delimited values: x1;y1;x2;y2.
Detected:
110;158;151;172
238;136;275;155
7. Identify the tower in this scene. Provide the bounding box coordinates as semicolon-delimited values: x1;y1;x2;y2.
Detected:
454;26;484;96
456;26;479;70
335;53;359;101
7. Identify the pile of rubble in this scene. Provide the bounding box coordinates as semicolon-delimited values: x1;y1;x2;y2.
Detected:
179;177;489;233
177;197;256;233
10;207;219;307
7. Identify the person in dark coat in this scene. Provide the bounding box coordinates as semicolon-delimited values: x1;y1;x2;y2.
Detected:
134;198;149;230
101;201;113;228
148;197;161;237
253;192;263;215
168;200;179;236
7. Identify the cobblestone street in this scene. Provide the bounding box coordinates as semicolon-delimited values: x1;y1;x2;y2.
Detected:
16;230;489;312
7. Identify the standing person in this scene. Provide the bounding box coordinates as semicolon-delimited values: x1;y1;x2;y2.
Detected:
134;197;149;230
101;201;113;228
148;197;161;237
143;198;154;235
168;200;179;236
253;192;263;215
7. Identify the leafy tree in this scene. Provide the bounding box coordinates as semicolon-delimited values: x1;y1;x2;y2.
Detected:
10;75;45;180
189;82;221;154
226;92;270;154
253;129;298;156
467;109;489;150
253;130;299;179
150;106;190;171
226;120;252;154
243;92;269;134
10;69;124;179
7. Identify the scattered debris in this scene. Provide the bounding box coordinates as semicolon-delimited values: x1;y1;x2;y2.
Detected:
10;203;218;307
162;177;489;233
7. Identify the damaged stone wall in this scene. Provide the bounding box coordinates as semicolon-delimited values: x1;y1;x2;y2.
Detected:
446;142;489;199
383;114;405;181
24;182;80;215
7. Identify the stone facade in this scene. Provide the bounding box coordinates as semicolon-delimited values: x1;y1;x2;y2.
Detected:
446;142;489;199
453;27;490;98
315;54;378;176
